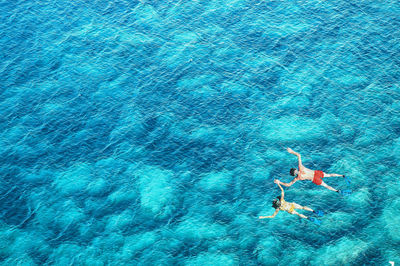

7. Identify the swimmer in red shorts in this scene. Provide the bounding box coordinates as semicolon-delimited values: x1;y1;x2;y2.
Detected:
278;148;345;193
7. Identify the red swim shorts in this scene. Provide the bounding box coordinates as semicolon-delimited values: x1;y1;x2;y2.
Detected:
312;170;324;185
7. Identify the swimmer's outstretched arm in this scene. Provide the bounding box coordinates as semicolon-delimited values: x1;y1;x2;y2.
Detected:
259;209;279;219
277;182;285;201
287;148;303;169
278;178;297;187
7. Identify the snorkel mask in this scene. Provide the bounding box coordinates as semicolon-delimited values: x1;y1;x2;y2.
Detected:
272;198;281;208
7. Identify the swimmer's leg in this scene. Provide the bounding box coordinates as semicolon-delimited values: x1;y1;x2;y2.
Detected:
293;203;314;212
324;173;344;178
291;210;307;219
320;181;339;192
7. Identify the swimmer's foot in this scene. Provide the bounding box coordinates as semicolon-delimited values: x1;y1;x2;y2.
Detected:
313;210;324;217
308;217;322;225
338;189;352;196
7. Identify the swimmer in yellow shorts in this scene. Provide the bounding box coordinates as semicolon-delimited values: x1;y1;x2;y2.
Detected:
259;180;323;221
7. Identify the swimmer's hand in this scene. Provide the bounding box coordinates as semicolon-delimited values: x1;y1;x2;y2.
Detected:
287;147;294;153
259;216;272;219
274;179;280;184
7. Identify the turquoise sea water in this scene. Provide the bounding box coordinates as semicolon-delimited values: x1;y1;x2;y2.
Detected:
1;0;400;265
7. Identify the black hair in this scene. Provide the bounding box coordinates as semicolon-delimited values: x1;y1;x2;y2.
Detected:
290;168;297;176
272;196;281;209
